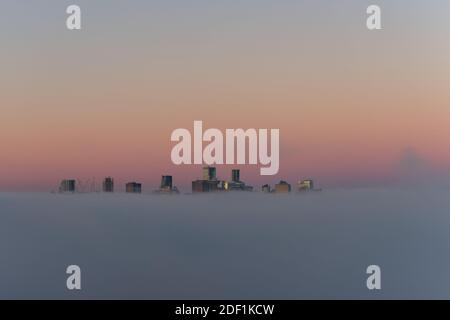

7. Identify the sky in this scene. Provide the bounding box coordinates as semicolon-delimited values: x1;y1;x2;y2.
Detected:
1;0;450;191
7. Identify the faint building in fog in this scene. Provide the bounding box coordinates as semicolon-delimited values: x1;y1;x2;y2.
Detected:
192;167;253;193
160;176;173;191
192;180;219;193
126;182;142;194
274;180;291;193
231;169;240;183
154;175;179;194
223;169;253;192
192;166;220;193
59;179;76;193
298;179;314;192
103;177;114;192
203;166;217;181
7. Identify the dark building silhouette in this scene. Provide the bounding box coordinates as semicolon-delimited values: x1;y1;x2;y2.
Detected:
126;182;142;193
103;177;114;192
192;167;253;193
203;166;217;181
154;175;179;194
231;169;240;182
59;179;76;193
192;180;219;193
192;166;220;193
224;169;253;191
262;184;271;193
160;176;173;190
274;180;291;193
298;179;314;191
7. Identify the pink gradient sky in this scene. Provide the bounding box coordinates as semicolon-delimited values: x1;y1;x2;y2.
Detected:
1;1;450;191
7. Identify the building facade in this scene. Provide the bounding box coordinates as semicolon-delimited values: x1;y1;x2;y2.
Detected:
126;182;142;193
298;179;314;191
202;166;217;181
192;180;219;193
59;179;76;193
274;180;291;193
103;177;114;192
160;175;173;191
231;169;240;183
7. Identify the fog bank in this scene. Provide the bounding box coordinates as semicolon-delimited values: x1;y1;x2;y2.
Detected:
1;188;449;299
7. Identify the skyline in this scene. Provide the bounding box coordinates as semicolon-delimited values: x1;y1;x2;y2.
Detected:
1;1;450;191
54;167;316;194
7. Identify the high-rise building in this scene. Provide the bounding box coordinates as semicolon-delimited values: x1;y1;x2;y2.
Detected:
160;175;173;190
274;180;291;193
231;169;240;182
192;167;220;193
202;166;216;181
192;180;219;193
224;169;253;191
59;179;76;193
155;175;179;194
126;182;142;193
298;179;314;191
103;177;114;192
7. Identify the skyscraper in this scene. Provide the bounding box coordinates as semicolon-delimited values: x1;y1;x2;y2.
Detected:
202;166;216;181
298;179;314;191
59;179;76;193
193;167;220;193
192;180;219;193
126;182;142;193
103;177;114;192
224;169;253;191
274;181;291;193
154;175;179;194
231;169;240;183
160;175;173;190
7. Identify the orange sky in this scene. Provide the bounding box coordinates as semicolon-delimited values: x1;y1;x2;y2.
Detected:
1;1;450;191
